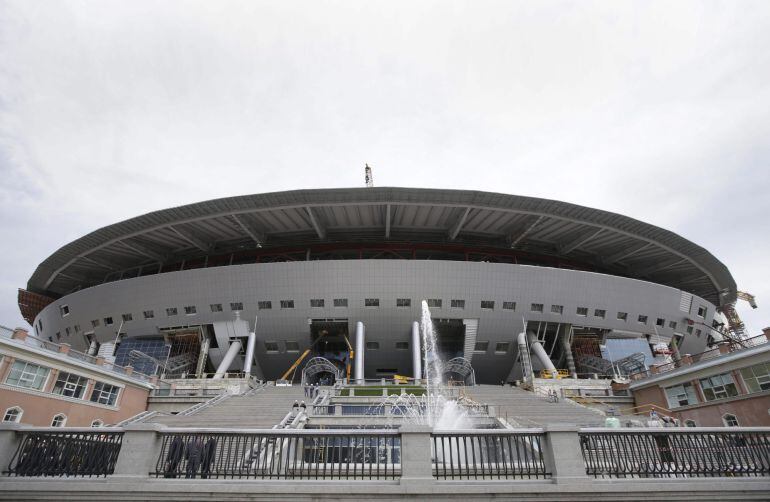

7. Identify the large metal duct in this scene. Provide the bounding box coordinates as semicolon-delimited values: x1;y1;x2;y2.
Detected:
243;331;256;375
213;339;242;379
411;321;422;381
355;321;365;384
527;331;557;374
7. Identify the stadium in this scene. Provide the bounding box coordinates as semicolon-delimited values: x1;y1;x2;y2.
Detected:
18;187;736;385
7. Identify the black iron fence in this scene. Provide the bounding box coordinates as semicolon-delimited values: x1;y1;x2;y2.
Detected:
5;429;123;477
431;430;549;480
580;429;770;478
152;429;401;480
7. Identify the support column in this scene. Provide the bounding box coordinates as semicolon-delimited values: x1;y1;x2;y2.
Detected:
528;331;557;376
542;426;589;483
411;321;421;381
113;423;166;477
562;324;577;377
243;331;256;375
355;321;365;384
213;339;242;379
399;425;434;486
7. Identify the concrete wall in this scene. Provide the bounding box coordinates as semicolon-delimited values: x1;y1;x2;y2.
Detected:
33;260;719;383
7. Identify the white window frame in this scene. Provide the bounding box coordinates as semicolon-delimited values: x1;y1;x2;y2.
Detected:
6;360;50;390
52;371;88;399
722;413;739;427
91;419;104;427
51;413;67;427
90;382;120;406
3;406;23;423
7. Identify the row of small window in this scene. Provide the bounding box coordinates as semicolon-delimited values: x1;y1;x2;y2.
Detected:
2;406;104;427
664;362;770;409
261;340;513;354
4;360;121;407
682;414;741;428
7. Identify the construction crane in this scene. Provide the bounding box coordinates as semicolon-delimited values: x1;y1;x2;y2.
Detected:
717;290;758;345
365;164;374;188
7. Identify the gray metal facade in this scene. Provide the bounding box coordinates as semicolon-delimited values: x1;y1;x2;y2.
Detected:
33;260;718;383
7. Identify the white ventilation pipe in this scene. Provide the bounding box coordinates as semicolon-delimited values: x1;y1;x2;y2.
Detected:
527;331;557;375
243;331;256;375
87;339;98;356
213;339;242;379
355;321;365;384
411;321;422;381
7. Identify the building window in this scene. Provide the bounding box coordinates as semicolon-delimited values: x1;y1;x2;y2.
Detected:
104;317;114;325
495;342;510;354
481;300;495;310
550;304;563;314
55;332;61;341
51;414;67;427
638;315;648;324
280;300;295;309
664;383;699;408
230;302;244;311
594;309;606;319
38;320;43;331
264;341;280;353
450;299;465;309
184;306;197;315
427;299;442;308
686;325;694;334
668;321;677;330
685;420;697;427
3;407;22;423
142;310;154;320
695;329;702;337
576;307;588;316
310;299;325;308
60;305;70;317
474;341;489;353
740;362;770;393
258;301;272;310
502;301;516;311
210;304;223;313
91;419;104;427
395;342;409;350
366;341;380;350
90;382;120;406
697;306;707;318
65;327;71;336
122;313;133;322
165;308;177;317
530;303;544;313
656;318;665;327
5;361;49;390
396;298;410;308
617;312;628;321
722;414;739;427
74;325;80;334
334;298;348;308
285;341;299;352
91;319;100;328
52;371;88;399
364;298;379;307
700;373;739;401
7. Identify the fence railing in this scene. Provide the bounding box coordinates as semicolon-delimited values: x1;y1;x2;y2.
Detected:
580;428;770;478
152;429;401;480
431;430;549;480
5;429;123;477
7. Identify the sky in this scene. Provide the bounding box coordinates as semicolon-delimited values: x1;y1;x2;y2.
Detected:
0;0;768;333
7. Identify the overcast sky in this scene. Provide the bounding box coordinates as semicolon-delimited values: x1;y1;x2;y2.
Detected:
1;1;768;333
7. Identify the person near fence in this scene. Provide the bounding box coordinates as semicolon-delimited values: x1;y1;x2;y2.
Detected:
200;438;217;479
185;437;205;478
164;436;185;478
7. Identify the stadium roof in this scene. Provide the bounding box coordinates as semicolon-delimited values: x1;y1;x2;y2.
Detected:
25;187;736;307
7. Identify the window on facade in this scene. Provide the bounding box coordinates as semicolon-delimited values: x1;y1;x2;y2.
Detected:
366;341;380;350
6;361;49;390
481;300;495;310
55;332;61;341
51;414;67;427
91;419;104;427
65;327;71;336
122;313;133;322
550;305;562;314
495;342;510;354
664;383;699;408
334;298;348;308
686;325;694;334
695;329;702;337
91;319;100;328
426;298;442;308
52;371;88;399
3;407;22;423
594;309;606;319
697;306;707;318
280;300;295;309
396;298;410;307
38;320;43;331
264;341;280;353
656;318;665;327
474;341;489;352
722;414;739;427
74;325;80;334
258;301;272;310
364;298;379;307
700;373;739;401
310;299;324;308
638;315;648;324
576;307;588;316
617;312;628;321
530;303;544;313
90;382;120;406
60;305;70;317
669;321;677;330
451;299;465;309
165;308;177;317
740;362;770;393
210;304;223;313
184;306;197;315
685;420;697;427
502;301;516;311
230;302;244;311
104;317;114;325
395;342;409;350
285;341;299;352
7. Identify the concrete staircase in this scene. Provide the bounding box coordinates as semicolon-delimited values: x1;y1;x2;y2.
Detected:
466;385;605;427
146;385;306;428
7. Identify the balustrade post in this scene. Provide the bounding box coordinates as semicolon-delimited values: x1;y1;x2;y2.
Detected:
399;425;434;486
113;423;166;477
542;426;588;483
0;423;25;474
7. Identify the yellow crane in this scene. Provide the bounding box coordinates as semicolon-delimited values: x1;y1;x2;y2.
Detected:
279;329;356;383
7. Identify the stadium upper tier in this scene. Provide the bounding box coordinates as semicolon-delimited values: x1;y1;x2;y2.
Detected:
22;187;736;320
